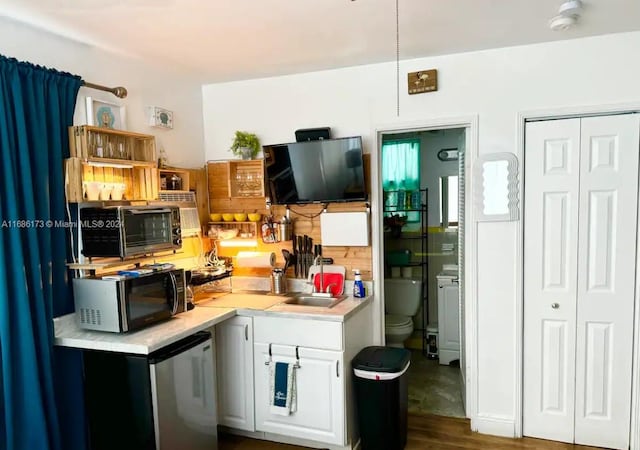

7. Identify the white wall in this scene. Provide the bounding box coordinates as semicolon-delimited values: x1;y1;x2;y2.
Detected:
202;31;640;436
0;17;205;168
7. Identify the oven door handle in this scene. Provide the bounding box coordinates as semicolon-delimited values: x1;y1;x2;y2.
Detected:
169;272;179;315
127;208;172;214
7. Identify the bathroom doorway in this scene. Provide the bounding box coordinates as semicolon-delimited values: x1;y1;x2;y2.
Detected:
380;125;467;418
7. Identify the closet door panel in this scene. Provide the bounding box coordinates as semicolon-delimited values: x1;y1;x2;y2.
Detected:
574;114;640;450
523;118;581;443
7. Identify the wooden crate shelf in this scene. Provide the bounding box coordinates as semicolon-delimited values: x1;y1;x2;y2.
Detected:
207;160;265;200
65;157;158;203
159;168;191;192
69;125;156;163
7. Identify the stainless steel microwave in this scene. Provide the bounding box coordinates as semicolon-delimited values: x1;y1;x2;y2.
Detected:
72;269;187;333
80;206;182;258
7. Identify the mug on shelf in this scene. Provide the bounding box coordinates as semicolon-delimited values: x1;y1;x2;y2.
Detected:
83;181;102;201
111;183;126;201
99;183;113;201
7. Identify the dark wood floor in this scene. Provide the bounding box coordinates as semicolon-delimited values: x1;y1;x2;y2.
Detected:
219;413;602;450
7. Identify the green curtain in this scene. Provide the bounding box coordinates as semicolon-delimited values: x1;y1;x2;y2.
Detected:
381;139;420;188
0;55;82;450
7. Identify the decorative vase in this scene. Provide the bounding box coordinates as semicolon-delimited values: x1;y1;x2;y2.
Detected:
239;147;253;160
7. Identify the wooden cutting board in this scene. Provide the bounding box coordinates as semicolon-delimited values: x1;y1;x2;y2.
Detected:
197;293;288;310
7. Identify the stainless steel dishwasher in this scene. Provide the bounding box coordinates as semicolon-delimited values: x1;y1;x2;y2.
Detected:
84;331;218;450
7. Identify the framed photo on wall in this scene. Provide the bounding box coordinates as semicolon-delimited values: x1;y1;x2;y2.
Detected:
86;97;127;130
149;106;174;129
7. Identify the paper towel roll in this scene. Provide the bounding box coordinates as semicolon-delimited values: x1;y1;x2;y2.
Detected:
236;251;276;268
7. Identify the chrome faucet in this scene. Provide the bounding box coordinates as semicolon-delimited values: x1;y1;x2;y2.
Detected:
314;255;324;295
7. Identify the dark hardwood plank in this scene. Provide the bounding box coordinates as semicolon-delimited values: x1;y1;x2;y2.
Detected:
218;413;603;450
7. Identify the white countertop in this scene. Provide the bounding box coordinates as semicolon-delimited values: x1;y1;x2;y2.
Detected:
54;292;372;354
54;306;236;355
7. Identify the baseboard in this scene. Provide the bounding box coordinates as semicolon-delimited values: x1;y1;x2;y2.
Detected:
218;426;355;450
472;414;516;438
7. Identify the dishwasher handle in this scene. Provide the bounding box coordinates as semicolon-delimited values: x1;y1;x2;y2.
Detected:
148;331;212;364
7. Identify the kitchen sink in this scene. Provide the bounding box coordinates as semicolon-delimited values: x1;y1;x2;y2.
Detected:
282;295;347;308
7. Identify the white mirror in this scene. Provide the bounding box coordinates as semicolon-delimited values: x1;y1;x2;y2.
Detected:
474;153;519;221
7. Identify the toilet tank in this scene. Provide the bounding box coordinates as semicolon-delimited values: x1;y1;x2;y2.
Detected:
384;278;422;316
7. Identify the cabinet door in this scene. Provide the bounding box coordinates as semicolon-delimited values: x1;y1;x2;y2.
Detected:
215;316;255;431
438;279;460;365
254;343;345;446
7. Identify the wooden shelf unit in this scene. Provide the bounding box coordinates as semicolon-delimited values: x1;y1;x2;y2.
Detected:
65;157;158;203
65;126;159;203
159;168;191;193
69;125;156;163
207;160;265;199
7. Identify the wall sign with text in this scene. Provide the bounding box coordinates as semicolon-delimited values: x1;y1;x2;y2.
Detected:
407;69;438;95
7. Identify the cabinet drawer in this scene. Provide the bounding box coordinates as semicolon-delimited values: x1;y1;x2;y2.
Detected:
254;317;343;351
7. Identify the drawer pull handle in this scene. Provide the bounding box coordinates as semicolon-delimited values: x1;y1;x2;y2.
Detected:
244;324;248;341
294;346;301;370
336;360;340;378
265;343;272;366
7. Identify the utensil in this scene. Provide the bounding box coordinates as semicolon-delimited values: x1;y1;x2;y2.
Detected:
282;249;291;272
297;235;304;278
304;235;313;278
292;233;298;277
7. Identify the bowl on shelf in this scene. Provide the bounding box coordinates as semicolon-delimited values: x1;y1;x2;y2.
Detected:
234;213;248;222
222;213;235;222
209;213;223;222
248;213;262;222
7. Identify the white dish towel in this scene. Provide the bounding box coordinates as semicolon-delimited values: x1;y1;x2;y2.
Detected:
269;361;297;416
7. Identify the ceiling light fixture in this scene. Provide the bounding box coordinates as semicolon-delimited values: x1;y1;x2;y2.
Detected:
558;0;583;17
549;0;583;31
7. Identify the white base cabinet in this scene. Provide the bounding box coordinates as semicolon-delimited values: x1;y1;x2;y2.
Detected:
252;305;373;449
254;343;345;445
215;316;255;431
437;273;460;365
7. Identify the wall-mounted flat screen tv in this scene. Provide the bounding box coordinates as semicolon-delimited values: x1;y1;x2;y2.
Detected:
263;136;366;205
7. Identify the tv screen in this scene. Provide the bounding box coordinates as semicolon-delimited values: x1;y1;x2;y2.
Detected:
263;136;366;205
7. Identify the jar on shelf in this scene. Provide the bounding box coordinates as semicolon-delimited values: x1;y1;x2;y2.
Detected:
169;173;182;190
384;181;397;211
410;190;422;209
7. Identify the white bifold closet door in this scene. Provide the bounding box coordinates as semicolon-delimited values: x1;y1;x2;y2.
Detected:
523;114;640;450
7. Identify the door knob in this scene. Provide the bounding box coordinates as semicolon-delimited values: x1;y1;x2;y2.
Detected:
551;303;559;309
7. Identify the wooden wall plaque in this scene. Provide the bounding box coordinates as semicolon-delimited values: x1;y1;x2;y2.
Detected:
408;69;438;95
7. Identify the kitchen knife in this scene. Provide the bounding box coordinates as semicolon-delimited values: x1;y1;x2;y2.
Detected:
297;235;304;278
303;235;307;278
292;234;298;277
307;236;313;278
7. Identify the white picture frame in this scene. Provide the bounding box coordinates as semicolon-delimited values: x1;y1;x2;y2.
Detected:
149;106;174;129
85;97;126;130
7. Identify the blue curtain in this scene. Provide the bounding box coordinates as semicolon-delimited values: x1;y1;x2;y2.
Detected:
0;56;82;450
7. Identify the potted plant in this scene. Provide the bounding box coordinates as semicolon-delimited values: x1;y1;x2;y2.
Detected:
383;214;408;238
230;131;261;160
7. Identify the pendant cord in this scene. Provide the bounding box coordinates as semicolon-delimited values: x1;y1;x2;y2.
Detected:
396;0;400;117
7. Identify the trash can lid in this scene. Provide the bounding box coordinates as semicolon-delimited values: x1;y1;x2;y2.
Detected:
352;346;411;373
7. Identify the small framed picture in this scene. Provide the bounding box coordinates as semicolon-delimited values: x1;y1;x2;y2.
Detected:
86;97;126;130
149;106;174;129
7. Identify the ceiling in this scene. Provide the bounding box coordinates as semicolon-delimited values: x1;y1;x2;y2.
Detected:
1;0;639;84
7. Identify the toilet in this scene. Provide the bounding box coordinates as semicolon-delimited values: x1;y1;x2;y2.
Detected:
384;278;422;348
